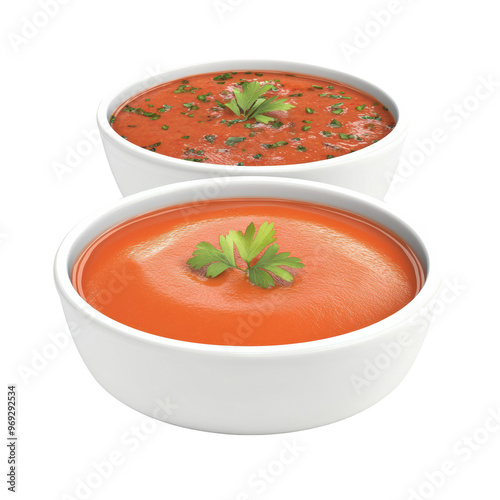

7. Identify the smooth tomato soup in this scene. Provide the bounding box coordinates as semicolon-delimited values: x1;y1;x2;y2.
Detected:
72;199;424;346
111;71;396;166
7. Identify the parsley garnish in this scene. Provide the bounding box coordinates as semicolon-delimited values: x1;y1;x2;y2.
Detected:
187;222;304;288
225;81;295;124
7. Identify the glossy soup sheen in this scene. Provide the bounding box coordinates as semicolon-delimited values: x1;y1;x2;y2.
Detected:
72;199;425;346
111;71;396;166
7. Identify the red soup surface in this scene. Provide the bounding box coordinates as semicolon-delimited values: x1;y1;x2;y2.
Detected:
111;70;396;166
72;199;425;346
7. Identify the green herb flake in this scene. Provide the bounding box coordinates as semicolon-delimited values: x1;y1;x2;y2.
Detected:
327;86;334;90
326;154;335;159
263;141;288;149
339;133;355;139
204;134;217;144
312;85;323;89
214;73;233;81
225;136;246;146
331;108;343;115
236;162;245;166
109;115;116;124
329;119;342;128
255;72;264;76
297;145;307;152
320;131;332;137
302;125;311;131
243;123;253;129
161;125;169;130
289;93;303;97
305;107;314;114
197;92;213;102
253;153;262;159
355;104;366;111
271;121;284;129
302;120;312;123
181;135;189;139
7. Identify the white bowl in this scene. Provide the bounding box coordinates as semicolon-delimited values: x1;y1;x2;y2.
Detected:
54;177;436;434
97;60;408;199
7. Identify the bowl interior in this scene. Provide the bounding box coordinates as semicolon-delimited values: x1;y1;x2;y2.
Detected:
55;176;433;353
97;60;406;171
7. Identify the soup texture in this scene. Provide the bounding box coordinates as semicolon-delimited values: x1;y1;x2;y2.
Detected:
72;199;424;346
111;71;396;166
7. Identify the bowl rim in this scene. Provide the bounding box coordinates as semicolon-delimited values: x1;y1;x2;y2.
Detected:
54;176;438;356
96;59;409;174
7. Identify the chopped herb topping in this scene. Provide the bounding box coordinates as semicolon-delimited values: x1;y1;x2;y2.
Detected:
355;104;366;111
161;125;169;130
271;120;284;129
204;134;217;144
109;115;116;124
236;162;244;166
320;131;333;137
302;125;311;131
305;107;314;114
289;93;303;97
263;141;288;149
312;85;323;89
158;104;172;113
326;154;335;159
339;133;355;139
255;72;264;76
253;153;262;159
181;135;189;139
225;136;246;146
197;92;213;102
329;119;342;128
297;145;307;152
123;106;161;120
213;73;233;81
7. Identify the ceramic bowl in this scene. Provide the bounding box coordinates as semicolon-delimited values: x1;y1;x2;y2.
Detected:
97;60;408;199
54;177;436;434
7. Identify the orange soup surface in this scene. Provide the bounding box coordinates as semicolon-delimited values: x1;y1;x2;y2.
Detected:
72;199;424;346
111;70;396;166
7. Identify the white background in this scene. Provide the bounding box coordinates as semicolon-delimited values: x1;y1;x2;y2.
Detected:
2;0;500;499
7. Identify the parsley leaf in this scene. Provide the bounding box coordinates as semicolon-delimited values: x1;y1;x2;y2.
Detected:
225;81;295;124
187;222;304;288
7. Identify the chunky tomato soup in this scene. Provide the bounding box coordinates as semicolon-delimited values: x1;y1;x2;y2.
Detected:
72;199;424;346
111;71;395;166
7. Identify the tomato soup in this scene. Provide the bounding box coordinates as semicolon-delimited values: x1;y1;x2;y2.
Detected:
111;71;396;166
72;199;424;346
